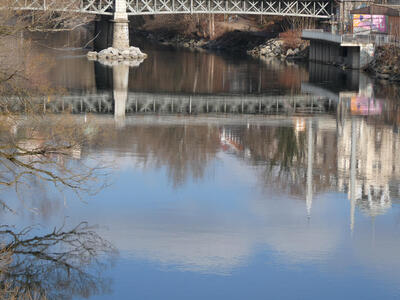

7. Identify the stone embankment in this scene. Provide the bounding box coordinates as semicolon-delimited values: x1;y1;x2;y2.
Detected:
247;38;309;60
87;46;147;66
367;45;400;81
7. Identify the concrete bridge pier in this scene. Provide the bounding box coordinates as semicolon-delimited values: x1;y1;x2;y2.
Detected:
112;0;130;49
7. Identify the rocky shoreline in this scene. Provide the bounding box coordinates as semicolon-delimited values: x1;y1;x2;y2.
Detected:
136;29;309;62
246;38;309;60
366;45;400;81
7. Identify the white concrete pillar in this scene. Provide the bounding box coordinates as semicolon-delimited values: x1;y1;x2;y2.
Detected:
113;0;129;49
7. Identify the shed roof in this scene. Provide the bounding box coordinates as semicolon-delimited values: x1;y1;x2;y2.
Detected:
350;4;400;16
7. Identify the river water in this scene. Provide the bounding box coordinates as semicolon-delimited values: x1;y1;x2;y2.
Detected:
2;30;400;299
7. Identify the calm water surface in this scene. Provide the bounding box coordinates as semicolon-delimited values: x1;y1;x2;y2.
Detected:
3;31;400;299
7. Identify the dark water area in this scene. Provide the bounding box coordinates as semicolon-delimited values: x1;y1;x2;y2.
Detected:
2;29;400;299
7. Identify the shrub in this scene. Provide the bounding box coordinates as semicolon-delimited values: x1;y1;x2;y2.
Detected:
279;30;302;50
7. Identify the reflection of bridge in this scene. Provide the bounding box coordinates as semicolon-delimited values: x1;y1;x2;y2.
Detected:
16;91;335;115
5;63;338;116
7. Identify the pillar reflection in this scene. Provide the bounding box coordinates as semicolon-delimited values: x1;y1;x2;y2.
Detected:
306;118;313;219
113;64;129;126
350;118;357;234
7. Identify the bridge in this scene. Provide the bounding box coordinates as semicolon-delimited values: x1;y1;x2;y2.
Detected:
10;0;333;17
9;0;333;49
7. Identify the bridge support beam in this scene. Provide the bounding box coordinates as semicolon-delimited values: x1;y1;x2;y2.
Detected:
112;0;130;49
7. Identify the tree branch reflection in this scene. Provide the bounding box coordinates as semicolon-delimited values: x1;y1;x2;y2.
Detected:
0;222;116;299
0;115;107;214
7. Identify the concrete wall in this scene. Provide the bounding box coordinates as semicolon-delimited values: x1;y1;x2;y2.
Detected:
360;44;375;69
309;40;370;69
309;41;343;66
344;47;360;69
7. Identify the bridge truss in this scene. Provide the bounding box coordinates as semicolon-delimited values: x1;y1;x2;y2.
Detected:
9;0;332;18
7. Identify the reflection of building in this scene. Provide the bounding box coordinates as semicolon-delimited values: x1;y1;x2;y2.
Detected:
219;128;244;154
217;118;338;209
351;96;383;115
218;116;400;225
338;118;400;218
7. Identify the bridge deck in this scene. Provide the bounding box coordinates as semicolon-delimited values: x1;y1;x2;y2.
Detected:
9;0;332;17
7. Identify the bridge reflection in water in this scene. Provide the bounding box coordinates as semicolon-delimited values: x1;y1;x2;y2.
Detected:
28;63;338;119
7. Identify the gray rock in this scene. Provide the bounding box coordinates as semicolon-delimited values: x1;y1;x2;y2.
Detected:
260;47;270;55
129;46;141;53
87;51;98;60
377;72;390;79
286;49;295;56
273;48;281;55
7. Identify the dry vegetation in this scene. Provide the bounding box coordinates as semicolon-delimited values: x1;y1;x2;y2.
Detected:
137;14;284;39
137;14;317;43
278;17;315;50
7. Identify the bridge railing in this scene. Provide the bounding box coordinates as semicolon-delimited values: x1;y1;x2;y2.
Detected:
8;0;332;17
9;0;114;14
126;0;332;17
342;34;400;47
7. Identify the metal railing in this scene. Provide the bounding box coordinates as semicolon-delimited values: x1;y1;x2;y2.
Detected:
341;34;374;45
303;28;400;47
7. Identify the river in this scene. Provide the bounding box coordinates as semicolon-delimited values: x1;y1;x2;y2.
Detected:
1;29;400;299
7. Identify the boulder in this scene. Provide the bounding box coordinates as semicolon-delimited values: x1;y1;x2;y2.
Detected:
129;46;141;53
87;51;98;60
273;48;281;55
377;72;390;79
260;47;270;55
286;49;295;56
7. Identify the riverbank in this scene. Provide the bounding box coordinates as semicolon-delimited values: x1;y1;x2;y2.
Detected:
131;14;290;55
135;28;275;52
247;37;309;60
134;28;309;62
367;45;400;81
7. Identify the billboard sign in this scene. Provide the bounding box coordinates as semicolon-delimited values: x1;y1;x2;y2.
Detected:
353;14;387;34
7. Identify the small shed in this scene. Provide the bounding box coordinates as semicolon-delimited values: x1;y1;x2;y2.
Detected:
350;4;400;37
